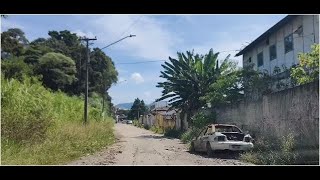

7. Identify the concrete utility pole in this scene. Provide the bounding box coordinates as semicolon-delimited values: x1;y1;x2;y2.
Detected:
80;36;97;124
79;34;135;125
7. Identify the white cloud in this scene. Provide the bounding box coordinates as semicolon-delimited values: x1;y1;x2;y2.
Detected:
71;30;95;38
130;72;144;84
89;15;180;60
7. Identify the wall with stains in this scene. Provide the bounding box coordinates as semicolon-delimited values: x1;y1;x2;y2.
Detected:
216;81;319;149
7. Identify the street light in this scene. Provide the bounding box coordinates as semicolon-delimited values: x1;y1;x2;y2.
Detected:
100;34;136;50
83;34;136;125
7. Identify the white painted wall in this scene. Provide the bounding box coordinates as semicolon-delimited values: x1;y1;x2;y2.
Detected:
243;15;319;75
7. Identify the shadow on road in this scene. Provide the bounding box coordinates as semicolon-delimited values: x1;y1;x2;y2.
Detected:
189;150;242;160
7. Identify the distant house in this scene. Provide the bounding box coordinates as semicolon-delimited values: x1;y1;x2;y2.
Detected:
236;15;319;91
141;101;179;130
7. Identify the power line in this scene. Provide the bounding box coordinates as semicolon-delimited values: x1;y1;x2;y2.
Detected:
99;16;142;51
118;16;143;38
238;33;316;52
114;34;316;65
115;58;242;65
116;60;166;65
219;49;240;53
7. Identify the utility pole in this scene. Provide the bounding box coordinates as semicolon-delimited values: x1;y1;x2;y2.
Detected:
80;36;97;124
78;34;135;125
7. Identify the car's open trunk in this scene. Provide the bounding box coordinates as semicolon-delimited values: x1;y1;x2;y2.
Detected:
220;132;244;141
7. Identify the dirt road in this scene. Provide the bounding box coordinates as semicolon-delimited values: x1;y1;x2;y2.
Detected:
69;124;252;165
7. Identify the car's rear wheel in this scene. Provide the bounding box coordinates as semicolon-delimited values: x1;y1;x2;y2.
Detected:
206;142;213;157
190;142;195;152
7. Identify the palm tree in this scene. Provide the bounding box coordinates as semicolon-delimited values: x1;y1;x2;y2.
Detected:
156;48;231;130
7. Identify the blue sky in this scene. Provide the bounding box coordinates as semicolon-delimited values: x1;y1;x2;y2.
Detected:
1;15;286;105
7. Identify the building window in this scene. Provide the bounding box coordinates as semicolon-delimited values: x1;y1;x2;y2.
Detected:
269;44;277;61
257;52;263;67
284;34;293;53
248;57;252;63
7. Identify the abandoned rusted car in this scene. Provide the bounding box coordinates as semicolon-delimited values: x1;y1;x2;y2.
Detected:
190;124;254;156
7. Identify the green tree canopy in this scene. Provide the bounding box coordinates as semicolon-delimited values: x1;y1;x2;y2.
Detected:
1;28;29;57
291;44;319;85
156;49;233;123
38;52;76;91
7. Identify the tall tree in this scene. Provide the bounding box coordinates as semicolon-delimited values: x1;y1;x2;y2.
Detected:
156;49;232;129
127;98;148;120
37;52;76;91
1;28;29;57
202;62;244;107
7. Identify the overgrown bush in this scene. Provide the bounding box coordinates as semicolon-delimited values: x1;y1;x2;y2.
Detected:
1;76;115;165
240;133;298;165
133;120;143;128
164;128;182;138
179;111;214;143
144;124;150;130
190;111;216;129
150;126;164;134
1;76;54;143
180;128;201;143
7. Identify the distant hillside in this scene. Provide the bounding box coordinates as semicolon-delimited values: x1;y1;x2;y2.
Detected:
115;103;133;110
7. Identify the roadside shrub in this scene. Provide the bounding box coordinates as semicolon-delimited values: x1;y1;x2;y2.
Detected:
190;111;216;129
133;120;143;128
164;128;182;138
1;75;115;165
240;133;298;165
150;126;164;134
2;119;114;165
1;76;53;143
238;152;261;164
89;107;101;121
144;124;150;130
180;128;201;143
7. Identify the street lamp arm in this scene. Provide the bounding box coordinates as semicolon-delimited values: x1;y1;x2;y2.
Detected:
100;34;136;50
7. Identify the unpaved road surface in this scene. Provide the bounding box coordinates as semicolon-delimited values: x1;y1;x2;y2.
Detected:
69;124;252;165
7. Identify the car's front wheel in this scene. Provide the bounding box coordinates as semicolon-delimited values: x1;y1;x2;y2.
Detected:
206;142;213;157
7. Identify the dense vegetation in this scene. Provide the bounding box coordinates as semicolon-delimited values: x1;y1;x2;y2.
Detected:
1;76;115;164
1;26;118;164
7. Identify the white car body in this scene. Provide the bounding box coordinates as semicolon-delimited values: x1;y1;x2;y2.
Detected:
191;124;254;156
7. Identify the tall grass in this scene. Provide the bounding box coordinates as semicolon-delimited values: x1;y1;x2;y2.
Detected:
1;76;115;165
240;133;301;165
